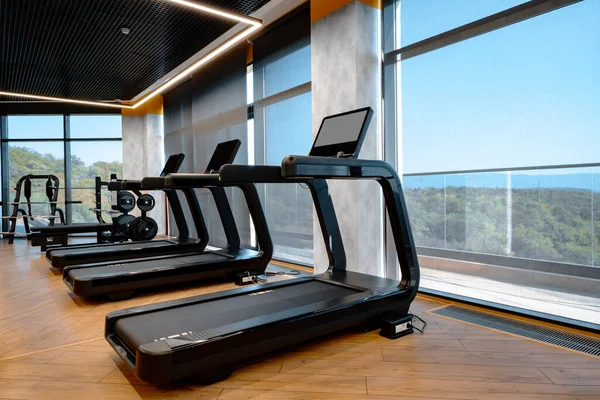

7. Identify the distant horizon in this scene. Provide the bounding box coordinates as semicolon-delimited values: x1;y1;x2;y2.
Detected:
405;171;600;192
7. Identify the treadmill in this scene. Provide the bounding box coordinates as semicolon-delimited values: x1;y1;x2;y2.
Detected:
104;107;420;385
47;142;236;269
62;141;274;300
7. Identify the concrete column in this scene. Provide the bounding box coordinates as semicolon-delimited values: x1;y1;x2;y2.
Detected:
311;0;383;275
121;96;166;235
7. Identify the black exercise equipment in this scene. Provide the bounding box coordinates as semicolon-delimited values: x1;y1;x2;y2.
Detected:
105;107;420;385
31;176;128;251
116;191;136;213
62;140;272;300
136;194;155;212
1;174;81;245
127;216;158;241
115;214;137;235
45;154;188;268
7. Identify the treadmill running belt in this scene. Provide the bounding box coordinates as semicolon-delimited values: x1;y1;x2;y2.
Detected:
114;281;360;351
51;240;177;258
67;253;229;280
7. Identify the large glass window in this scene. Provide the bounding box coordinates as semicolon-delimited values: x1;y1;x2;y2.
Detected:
400;0;527;47
0;114;122;232
254;42;313;265
70;141;123;223
7;115;64;139
385;0;600;327
70;115;122;138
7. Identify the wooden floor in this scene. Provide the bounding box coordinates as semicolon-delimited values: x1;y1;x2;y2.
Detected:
1;239;599;400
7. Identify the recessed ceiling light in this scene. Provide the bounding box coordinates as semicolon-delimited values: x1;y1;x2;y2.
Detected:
0;0;262;109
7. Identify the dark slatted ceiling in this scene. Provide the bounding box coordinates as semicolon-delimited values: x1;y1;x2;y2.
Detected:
0;0;269;101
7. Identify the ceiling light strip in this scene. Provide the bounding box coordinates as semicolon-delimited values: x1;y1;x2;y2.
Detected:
1;1;263;109
167;0;262;26
0;91;132;109
133;23;261;108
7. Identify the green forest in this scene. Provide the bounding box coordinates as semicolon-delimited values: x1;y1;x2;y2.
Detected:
5;147;600;268
5;146;122;224
404;186;600;267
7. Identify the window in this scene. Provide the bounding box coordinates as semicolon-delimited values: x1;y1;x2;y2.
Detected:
254;42;313;265
70;141;123;223
0;114;122;232
400;0;527;47
7;115;63;139
70;115;122;138
385;0;600;327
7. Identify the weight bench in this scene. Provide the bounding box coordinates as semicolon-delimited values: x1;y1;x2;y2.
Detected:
30;223;113;251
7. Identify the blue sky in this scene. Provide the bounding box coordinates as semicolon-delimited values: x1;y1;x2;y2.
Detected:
400;0;600;174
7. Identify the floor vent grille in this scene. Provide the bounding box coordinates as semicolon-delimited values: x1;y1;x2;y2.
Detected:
430;305;600;357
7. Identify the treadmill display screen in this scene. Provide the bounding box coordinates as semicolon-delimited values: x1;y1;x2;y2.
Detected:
204;139;242;172
310;107;373;158
314;110;368;147
160;154;185;177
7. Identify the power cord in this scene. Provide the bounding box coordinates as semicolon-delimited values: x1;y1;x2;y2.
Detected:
265;269;301;276
239;269;302;285
409;312;427;333
255;269;302;283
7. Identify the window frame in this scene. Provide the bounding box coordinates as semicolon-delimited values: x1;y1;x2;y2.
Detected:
381;0;598;330
0;113;122;231
251;38;313;266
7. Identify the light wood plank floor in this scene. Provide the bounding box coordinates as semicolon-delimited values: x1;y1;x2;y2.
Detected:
0;239;599;399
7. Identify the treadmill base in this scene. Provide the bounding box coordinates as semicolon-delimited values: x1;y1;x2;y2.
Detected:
191;369;233;385
107;290;136;302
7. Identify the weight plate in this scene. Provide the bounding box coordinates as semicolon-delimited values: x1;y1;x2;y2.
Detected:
136;194;155;212
115;214;136;235
129;216;158;241
117;191;135;213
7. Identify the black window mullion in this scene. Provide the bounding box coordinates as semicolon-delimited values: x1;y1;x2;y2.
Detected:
64;115;72;225
384;0;582;63
1;116;8;233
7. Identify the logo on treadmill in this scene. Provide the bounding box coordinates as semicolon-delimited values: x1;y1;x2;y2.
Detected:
249;290;273;296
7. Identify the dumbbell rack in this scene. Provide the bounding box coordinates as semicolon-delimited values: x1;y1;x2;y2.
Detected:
106;189;157;242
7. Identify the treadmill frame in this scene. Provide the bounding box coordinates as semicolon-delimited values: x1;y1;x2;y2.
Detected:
105;158;420;384
63;178;273;298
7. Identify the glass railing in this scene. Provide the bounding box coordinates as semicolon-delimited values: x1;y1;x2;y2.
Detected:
403;163;600;269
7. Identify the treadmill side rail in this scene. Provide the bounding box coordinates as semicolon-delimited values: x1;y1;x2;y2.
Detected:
282;155;420;295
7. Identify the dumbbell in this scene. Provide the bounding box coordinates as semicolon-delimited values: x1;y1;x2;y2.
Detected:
117;191;136;213
136;194;155;212
114;214;136;235
111;191;136;235
128;216;159;241
125;194;157;241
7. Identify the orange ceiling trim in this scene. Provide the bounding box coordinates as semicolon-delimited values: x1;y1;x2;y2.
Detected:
311;0;381;23
122;95;163;117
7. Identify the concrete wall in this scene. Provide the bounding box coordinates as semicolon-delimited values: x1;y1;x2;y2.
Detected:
121;110;166;235
311;0;383;275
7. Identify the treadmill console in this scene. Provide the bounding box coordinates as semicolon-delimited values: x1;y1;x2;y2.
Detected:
309;107;373;158
204;139;242;173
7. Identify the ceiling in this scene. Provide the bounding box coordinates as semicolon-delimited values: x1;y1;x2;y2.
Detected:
0;0;270;102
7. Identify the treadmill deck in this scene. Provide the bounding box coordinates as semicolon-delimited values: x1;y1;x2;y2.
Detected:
67;252;229;281
114;280;361;351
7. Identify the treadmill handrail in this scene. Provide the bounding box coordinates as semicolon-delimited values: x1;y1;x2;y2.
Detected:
219;164;347;270
142;174;272;258
141;174;220;189
282;155;419;294
107;180;142;191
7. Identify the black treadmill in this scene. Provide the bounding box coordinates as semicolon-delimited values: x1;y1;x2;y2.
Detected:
47;142;237;269
104;107;420;385
62;141;274;300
